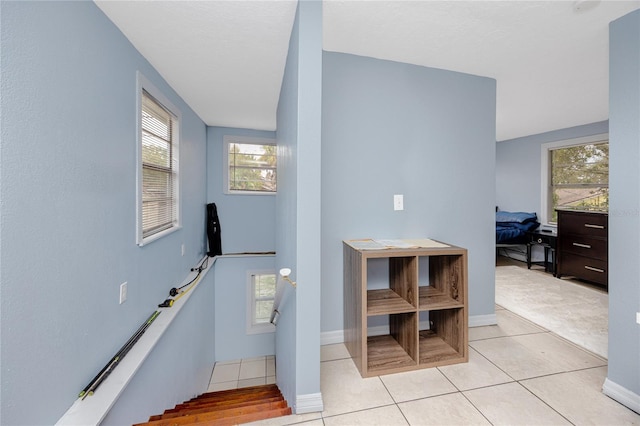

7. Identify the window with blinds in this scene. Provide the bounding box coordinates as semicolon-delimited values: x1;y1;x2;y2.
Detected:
139;89;179;244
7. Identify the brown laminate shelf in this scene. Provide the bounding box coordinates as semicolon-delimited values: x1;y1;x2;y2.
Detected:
418;286;464;310
367;289;415;315
367;335;417;372
418;330;462;365
343;240;469;377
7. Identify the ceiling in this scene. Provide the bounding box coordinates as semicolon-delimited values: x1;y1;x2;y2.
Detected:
95;0;640;142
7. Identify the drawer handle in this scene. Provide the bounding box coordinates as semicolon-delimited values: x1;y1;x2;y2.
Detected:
584;224;605;229
573;242;591;249
584;266;605;273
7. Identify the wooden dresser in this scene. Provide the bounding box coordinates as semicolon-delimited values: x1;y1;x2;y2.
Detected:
556;209;608;287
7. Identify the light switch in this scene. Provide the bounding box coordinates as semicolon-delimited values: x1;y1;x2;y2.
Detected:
394;194;404;211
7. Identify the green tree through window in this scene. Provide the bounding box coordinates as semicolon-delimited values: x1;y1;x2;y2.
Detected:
549;142;608;222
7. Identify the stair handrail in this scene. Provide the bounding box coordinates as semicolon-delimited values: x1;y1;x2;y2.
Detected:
270;267;296;325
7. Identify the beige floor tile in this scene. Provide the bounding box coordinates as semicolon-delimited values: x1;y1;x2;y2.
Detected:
398;392;490;425
321;359;394;417
238;377;266;388
464;382;571;425
470;333;606;380
215;359;241;366
211;363;240;383
243;411;323;425
243;356;267;362
470;309;547;341
438;347;513;391
380;367;457;402
521;366;640;425
207;380;237;392
324;405;409;425
321;343;351;362
240;359;267;379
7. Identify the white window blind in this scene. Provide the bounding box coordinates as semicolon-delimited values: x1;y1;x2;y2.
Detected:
141;90;178;240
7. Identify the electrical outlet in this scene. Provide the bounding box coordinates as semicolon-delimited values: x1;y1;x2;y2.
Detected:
394;194;404;211
181;243;185;257
119;282;127;304
636;312;640;325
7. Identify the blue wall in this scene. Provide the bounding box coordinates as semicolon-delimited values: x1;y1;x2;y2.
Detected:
496;121;608;216
214;255;276;361
321;52;497;330
275;0;324;412
206;127;277;254
606;8;640;409
0;2;210;424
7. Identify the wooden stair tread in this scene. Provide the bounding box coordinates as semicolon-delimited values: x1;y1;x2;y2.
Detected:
153;396;285;420
135;384;291;426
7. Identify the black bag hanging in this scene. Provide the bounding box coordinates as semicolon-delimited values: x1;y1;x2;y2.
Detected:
207;203;222;257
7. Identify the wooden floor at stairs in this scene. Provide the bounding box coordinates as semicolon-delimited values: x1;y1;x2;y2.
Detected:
134;384;291;426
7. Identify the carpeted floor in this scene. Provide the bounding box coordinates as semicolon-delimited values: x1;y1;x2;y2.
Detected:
495;264;608;358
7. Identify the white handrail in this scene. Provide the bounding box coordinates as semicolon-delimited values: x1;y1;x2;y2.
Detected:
270;267;296;325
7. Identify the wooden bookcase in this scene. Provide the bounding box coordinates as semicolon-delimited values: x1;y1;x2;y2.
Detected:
343;240;468;377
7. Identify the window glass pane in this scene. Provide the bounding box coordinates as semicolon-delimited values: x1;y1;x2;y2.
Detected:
549;142;608;222
228;143;276;192
254;300;273;323
250;272;276;327
140;89;178;241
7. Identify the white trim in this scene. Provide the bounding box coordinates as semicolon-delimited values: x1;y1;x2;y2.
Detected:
321;329;344;345
136;72;182;246
57;255;216;426
540;133;608;225
223;135;277;195
321;316;493;345
602;378;640;414
469;313;498;327
294;392;324;414
245;269;276;335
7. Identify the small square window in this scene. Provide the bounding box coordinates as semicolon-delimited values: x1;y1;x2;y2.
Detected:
224;136;276;194
246;271;276;334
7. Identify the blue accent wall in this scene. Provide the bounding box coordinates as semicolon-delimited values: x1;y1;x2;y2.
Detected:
321;51;497;330
206;127;277;254
1;2;210;424
608;8;640;405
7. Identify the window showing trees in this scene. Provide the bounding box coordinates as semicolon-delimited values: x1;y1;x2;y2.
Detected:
246;271;276;334
224;137;276;194
548;141;608;223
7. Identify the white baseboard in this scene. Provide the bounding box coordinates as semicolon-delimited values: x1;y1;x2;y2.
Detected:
321;315;497;345
469;313;498;327
320;329;344;345
295;392;324;414
603;378;640;414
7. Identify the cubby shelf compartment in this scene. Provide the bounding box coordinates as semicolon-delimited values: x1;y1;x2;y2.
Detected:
343;239;468;378
367;289;415;315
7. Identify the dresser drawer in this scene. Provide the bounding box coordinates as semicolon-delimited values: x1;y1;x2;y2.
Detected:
558;211;608;239
559;253;608;285
559;235;607;260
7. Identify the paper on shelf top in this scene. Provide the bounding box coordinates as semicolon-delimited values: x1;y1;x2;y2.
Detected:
347;238;450;250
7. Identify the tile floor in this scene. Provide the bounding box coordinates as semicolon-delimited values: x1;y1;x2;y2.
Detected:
207;355;276;392
235;306;640;425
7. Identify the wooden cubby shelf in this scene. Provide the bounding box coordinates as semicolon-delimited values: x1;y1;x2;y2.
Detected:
343;239;468;377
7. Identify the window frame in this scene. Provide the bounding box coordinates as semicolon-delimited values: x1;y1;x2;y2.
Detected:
246;270;276;335
540;133;608;226
223;135;277;195
136;72;181;246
